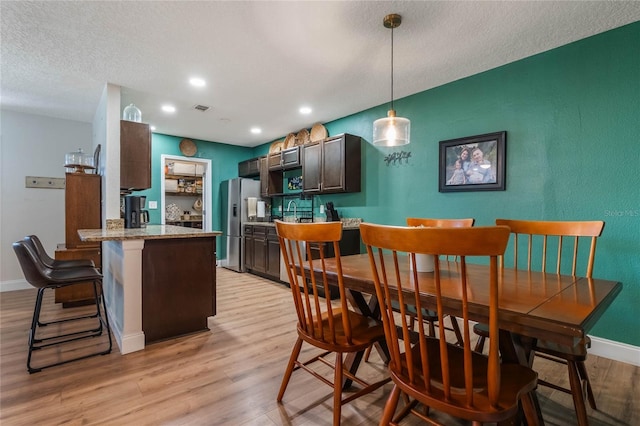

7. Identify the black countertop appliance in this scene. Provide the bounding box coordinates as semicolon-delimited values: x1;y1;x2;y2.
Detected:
325;202;340;222
124;195;146;228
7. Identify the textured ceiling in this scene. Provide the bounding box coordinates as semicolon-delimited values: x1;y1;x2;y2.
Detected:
2;1;639;147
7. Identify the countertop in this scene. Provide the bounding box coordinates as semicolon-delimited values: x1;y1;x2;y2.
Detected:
78;225;222;242
245;218;362;230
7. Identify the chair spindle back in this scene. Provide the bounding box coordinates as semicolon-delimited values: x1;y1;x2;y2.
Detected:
360;223;510;410
276;221;356;346
495;219;604;277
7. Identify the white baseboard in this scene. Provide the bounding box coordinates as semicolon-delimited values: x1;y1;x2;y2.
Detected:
0;279;30;292
589;335;640;367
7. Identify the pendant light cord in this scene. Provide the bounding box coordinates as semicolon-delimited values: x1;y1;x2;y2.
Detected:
390;25;394;112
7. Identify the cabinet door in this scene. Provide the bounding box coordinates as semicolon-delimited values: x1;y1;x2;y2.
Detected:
259;157;270;197
244;235;254;269
238;158;260;177
266;229;280;279
268;153;282;170
302;141;322;192
121;120;151;190
65;173;101;249
252;227;267;273
281;146;301;169
321;136;345;192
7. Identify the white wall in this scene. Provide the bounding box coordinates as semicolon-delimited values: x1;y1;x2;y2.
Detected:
0;110;93;290
93;83;121;225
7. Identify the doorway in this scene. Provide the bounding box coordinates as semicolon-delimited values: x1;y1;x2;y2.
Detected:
160;155;212;231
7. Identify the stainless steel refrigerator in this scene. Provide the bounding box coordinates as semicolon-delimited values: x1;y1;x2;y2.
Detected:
220;178;261;272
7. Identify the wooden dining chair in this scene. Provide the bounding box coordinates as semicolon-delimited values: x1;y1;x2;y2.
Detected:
363;218;474;362
473;218;604;426
404;218;474;343
275;221;390;426
360;223;540;425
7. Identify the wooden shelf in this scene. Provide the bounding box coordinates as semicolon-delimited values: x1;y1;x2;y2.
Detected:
166;191;203;196
165;174;203;180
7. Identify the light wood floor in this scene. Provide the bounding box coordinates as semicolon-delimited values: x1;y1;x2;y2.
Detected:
1;268;638;425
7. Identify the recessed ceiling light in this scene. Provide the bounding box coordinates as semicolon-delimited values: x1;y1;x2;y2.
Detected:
189;77;206;87
162;105;176;113
250;127;262;134
299;106;312;114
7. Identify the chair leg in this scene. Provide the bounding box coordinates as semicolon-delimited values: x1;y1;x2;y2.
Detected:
363;345;372;362
380;384;401;426
277;337;303;402
27;281;111;374
577;360;597;410
568;360;589;426
27;288;46;373
427;320;436;337
474;335;486;353
449;316;463;345
520;390;543;426
333;352;343;426
95;281;113;352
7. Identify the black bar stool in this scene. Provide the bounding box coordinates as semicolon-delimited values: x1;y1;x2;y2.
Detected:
12;240;112;373
24;235;95;269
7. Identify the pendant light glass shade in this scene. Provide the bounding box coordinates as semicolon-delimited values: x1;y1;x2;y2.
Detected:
373;14;410;147
373;110;410;146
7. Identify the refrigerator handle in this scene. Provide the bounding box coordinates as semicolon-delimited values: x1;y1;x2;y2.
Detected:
233;203;238;217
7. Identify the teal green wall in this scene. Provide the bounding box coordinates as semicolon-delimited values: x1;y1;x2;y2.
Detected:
259;23;640;346
134;133;254;259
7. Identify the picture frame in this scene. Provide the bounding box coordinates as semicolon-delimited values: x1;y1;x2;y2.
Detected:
438;131;506;192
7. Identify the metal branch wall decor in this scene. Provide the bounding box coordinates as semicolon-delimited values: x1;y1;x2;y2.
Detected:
384;150;411;166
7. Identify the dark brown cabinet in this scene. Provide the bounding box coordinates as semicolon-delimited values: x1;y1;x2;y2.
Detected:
260;156;280;197
268;146;301;171
266;229;281;278
243;225;254;271
54;246;102;307
244;225;280;281
302;134;361;194
142;237;216;343
55;173;102;306
238;157;260;178
121;120;151;190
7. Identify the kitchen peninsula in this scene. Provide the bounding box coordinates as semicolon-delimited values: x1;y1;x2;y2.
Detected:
78;225;220;354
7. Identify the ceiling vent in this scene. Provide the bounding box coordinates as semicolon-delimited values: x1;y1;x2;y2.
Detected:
193;104;211;112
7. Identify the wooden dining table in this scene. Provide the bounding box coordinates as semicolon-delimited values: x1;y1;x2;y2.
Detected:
303;253;622;425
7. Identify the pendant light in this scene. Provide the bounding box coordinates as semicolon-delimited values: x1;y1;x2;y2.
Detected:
373;14;410;147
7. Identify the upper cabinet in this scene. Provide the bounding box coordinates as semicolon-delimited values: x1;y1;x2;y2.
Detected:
302;134;361;194
268;146;301;171
259;156;271;198
120;120;151;190
238;157;261;178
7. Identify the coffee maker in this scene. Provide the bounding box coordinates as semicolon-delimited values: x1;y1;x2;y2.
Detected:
124;195;148;228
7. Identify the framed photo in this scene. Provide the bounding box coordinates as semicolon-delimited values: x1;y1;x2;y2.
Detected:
438;131;506;192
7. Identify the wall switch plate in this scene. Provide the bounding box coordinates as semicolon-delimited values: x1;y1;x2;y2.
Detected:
25;176;65;189
148;201;158;209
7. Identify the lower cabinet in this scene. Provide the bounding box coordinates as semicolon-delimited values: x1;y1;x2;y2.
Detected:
244;225;361;293
142;237;216;343
244;224;280;281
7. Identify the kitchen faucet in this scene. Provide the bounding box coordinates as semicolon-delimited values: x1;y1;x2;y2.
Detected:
286;200;298;222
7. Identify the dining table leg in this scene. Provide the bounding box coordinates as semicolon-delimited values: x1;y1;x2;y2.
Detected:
342;290;390;389
498;329;545;426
